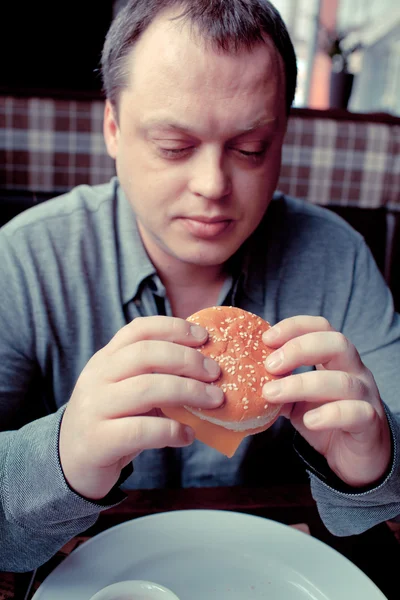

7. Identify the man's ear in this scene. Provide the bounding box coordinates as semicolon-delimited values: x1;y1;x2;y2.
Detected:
103;99;119;159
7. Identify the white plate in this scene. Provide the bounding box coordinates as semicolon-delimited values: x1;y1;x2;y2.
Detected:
32;509;387;600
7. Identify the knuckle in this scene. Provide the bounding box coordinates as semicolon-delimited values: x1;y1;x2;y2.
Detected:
331;401;344;423
134;339;152;358
294;373;306;398
171;317;186;339
131;316;146;332
316;316;332;331
333;332;350;354
183;377;206;400
167;418;181;440
287;337;303;355
339;372;363;398
363;402;377;423
130;418;146;447
181;345;196;372
133;373;153;399
121;317;145;342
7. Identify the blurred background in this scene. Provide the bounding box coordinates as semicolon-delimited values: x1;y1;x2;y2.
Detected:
1;0;400;116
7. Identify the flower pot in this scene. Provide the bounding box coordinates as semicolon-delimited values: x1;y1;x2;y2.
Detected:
329;71;354;109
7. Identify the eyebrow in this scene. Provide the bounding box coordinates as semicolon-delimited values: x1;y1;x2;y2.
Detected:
141;116;278;136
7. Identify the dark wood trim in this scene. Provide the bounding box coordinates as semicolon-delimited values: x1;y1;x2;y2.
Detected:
0;87;105;102
290;107;400;125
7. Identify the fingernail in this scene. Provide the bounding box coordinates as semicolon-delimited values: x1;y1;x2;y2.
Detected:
262;380;282;398
183;425;195;443
304;411;321;427
206;384;224;405
265;351;283;370
204;357;220;378
263;327;280;343
190;324;207;340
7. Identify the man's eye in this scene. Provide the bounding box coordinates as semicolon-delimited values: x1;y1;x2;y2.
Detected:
159;147;193;158
231;146;267;164
235;147;266;157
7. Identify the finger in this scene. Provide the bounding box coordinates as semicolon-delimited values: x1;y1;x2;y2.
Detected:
104;316;208;354
262;370;367;405
303;400;377;438
102;340;221;382
102;416;196;459
101;373;224;418
262;316;334;347
264;331;363;375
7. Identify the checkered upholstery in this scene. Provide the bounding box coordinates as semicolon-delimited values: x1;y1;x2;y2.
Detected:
0;97;115;192
1;95;399;210
281;117;399;210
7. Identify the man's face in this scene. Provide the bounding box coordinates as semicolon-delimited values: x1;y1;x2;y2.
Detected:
104;9;287;270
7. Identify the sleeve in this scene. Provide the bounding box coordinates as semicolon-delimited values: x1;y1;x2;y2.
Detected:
305;238;400;536
0;232;128;572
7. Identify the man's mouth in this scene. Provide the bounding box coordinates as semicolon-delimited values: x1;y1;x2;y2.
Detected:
179;216;233;239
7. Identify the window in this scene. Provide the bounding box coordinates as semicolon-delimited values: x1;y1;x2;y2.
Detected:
272;0;320;106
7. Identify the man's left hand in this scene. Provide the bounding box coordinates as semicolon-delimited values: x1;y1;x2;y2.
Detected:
262;316;392;488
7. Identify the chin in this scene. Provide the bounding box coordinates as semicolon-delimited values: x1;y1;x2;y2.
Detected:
170;236;246;266
176;248;238;267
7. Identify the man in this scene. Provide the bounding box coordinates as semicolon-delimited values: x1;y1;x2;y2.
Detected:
1;0;399;572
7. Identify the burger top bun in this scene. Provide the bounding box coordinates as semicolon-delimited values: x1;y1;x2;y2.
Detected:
185;306;283;432
162;306;286;457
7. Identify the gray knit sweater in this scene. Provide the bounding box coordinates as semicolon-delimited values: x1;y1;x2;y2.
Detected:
1;178;399;571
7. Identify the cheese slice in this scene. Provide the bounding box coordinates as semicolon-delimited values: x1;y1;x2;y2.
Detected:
162;405;279;458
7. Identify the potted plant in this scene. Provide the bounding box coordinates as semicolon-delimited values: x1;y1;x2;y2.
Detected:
319;24;364;110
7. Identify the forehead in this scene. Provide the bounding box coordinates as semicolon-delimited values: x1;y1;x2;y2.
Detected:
121;8;286;126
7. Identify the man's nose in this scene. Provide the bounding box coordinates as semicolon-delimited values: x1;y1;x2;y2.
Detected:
188;147;232;200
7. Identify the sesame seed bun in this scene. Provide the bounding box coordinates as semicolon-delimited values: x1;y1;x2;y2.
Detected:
162;306;285;457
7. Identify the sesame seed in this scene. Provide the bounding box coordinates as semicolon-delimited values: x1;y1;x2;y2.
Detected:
243;406;249;410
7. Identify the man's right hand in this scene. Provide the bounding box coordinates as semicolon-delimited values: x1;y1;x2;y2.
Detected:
59;316;223;500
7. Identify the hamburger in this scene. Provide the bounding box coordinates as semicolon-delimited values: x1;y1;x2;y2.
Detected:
162;306;285;457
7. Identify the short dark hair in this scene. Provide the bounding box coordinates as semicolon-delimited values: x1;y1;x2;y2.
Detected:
101;0;297;114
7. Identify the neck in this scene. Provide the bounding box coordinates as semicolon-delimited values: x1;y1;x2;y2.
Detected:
162;262;228;319
140;235;228;318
